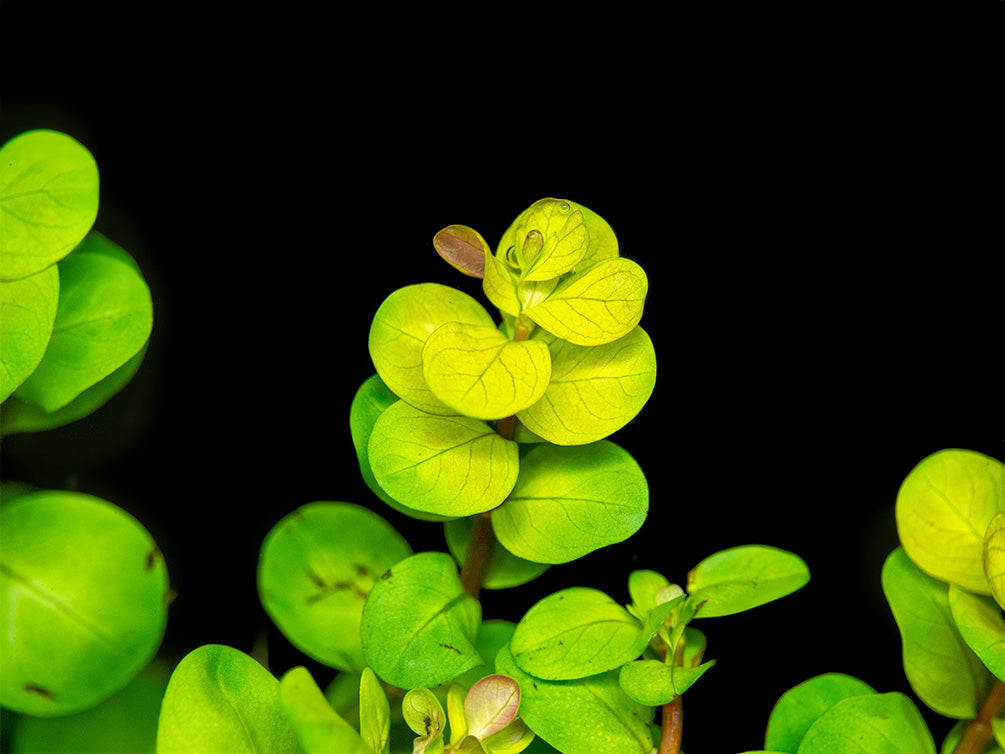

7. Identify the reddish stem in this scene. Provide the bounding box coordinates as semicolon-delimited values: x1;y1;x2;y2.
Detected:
953;679;1005;754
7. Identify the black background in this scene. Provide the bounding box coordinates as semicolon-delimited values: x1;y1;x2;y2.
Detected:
2;2;1002;752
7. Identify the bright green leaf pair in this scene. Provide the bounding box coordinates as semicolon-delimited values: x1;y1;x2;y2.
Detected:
0;491;169;716
258;502;412;672
758;673;934;754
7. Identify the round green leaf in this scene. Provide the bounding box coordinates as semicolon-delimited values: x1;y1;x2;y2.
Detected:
896;448;1004;594
495;645;655;754
0;130;99;281
524;257;647;346
361;551;482;689
948;584;1005;681
156;644;300;754
510;588;642;681
368;283;495;414
984;512;1005;610
796;692;935;754
0;491;168;716
492;441;648;564
881;547;992;718
279;666;369;754
517;326;656;445
258;502;412;672
402;686;446;753
685;545;810;618
464;674;521;740
368;400;519;517
575;202;619;268
349;374;452;521
9;660;170;754
503;198;590;282
764;673;876;753
2;344;147;435
422;322;551;420
0;264;59;402
15;246;153;412
444;517;548;590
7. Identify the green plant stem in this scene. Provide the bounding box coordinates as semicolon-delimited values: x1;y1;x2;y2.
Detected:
953;678;1005;754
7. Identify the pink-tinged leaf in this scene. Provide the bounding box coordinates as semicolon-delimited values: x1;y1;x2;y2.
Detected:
464;674;520;740
434;225;487;278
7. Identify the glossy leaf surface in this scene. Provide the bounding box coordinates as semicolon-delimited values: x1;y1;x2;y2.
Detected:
464;674;521;740
0;491;168;716
525;258;647;346
0;264;58;402
402;686;446;754
0;129;99;281
15;240;153;411
279;666;368;754
359;667;390;754
444;517;548;590
506;198;589;282
9;660;169;754
361;552;482;689
495;645;655;754
492;441;648;564
422;322;551;420
258;502;412;672
985;512;1005;609
896;448;1004;594
368;282;495;414
517;326;656;445
368;400;519;516
764;673;876;753
948;584;1005;681
156;645;300;754
796;692;935;754
881;547;991;718
686;545;810;618
618;658;716;706
510;588;643;681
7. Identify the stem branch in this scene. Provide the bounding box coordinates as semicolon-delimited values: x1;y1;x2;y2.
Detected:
954;679;1005;754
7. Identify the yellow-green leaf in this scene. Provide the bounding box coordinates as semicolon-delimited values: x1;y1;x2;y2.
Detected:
984;513;1005;610
422;322;551;420
525;258;647;346
279;666;369;754
0;264;59;402
517;326;656;445
896;449;1005;594
368;400;519;516
368;283;496;414
483;249;521;317
506;198;589;282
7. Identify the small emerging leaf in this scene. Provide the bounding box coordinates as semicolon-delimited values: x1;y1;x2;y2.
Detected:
464;674;520;740
359;667;390;754
434;225;488;278
896;448;1004;594
403;686;446;754
686;545;810;618
618;658;716;706
422;322;551;420
508;198;589;282
280;666;369;754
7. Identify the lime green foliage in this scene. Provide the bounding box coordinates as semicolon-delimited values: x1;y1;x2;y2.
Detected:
762;673;876;752
0;490;168;716
685;545;811;617
882;547;994;718
985;512;1005;609
0;130;99;281
358;667;391;754
361;552;483;689
9;661;170;754
279;666;371;754
156;645;301;754
896;448;1004;594
258;502;413;672
0;130;153;435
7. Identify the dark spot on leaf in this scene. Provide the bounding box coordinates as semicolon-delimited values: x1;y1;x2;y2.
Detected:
145;546;161;570
532;682;538;689
306;568;326;589
424;715;432;735
25;684;53;700
354;563;372;577
440;643;462;655
381;569;392;580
